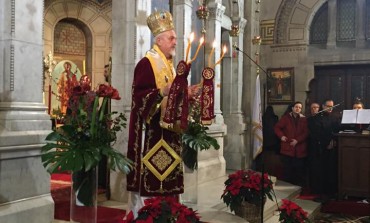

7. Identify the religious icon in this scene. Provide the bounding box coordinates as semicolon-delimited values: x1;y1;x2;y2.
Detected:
51;60;82;115
267;68;294;104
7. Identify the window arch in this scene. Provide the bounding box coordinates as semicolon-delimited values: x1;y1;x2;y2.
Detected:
337;0;356;42
310;0;367;46
310;2;328;44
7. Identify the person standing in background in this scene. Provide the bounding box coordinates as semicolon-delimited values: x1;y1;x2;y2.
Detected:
261;105;281;178
308;99;340;203
352;100;364;110
310;102;320;116
307;102;322;195
274;101;309;187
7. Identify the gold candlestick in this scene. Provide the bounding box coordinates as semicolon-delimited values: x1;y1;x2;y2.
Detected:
188;36;204;64
207;40;217;67
83;60;86;74
213;45;227;67
185;32;194;63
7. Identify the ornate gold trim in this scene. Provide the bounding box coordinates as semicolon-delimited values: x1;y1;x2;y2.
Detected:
142;139;181;182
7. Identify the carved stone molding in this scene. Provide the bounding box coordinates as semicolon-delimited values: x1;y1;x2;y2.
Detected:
260;20;274;45
44;0;112;12
209;3;225;21
11;0;15;36
275;0;297;44
10;45;15;91
271;44;307;53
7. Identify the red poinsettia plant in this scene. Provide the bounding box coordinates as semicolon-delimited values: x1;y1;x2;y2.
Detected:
126;196;201;223
221;169;274;212
278;199;309;223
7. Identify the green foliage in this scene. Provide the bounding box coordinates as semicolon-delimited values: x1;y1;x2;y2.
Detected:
41;83;132;206
182;121;220;170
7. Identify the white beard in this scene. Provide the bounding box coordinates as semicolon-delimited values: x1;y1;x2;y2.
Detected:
169;48;176;57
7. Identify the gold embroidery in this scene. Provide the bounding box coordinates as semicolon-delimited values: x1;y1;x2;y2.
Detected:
142;138;181;182
151;150;173;171
143;167;184;193
146;44;175;89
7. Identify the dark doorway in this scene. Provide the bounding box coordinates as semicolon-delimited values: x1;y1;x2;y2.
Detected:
308;65;370;111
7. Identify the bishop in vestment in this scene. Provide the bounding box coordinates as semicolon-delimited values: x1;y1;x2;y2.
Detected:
126;10;184;200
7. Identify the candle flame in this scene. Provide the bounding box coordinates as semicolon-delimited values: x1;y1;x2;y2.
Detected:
200;37;204;44
185;32;195;63
212;40;217;48
189;32;195;42
213;44;227;68
187;36;205;65
223;45;227;53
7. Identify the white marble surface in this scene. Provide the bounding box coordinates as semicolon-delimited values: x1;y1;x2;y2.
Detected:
52;173;321;223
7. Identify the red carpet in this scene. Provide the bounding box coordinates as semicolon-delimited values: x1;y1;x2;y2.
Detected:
298;188;370;217
51;173;126;223
321;200;370;217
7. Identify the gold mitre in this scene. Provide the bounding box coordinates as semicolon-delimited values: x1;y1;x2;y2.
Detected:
147;10;174;36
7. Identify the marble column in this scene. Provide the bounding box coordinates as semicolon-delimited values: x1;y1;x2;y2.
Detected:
207;0;226;125
172;0;198;204
173;0;193;66
190;0;227;184
110;0;152;202
223;18;248;170
0;1;54;222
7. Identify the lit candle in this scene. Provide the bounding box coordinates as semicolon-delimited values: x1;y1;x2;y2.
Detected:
207;40;217;67
185;32;194;63
214;45;227;67
187;36;204;64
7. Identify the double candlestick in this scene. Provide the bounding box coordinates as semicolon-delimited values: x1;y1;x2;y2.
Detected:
185;32;227;67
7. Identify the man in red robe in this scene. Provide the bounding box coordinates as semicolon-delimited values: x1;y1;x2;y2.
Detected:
126;10;184;217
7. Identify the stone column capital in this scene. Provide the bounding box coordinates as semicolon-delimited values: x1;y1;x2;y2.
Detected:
208;2;225;22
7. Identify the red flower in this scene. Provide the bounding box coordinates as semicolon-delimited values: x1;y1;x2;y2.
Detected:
96;84;121;100
221;169;274;213
279;199;309;223
133;196;200;223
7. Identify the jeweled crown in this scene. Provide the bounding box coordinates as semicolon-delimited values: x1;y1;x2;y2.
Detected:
147;10;174;36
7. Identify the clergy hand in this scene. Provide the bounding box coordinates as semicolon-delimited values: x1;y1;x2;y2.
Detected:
281;136;288;142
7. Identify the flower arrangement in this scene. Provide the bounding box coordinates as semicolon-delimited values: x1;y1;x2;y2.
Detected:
278;199;309;223
125;196;201;223
41;75;132;206
221;169;274;212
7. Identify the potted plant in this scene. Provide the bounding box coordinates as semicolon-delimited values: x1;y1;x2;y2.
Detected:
41;75;132;222
126;196;201;223
181;90;220;171
278;199;309;223
221;169;274;223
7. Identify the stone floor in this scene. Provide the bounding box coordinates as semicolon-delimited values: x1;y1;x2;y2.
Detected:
53;174;321;223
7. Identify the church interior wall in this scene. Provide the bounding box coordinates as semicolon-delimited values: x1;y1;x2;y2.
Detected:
43;0;112;97
258;0;370;116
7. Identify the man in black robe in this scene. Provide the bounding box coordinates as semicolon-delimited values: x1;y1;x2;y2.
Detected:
307;99;340;203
